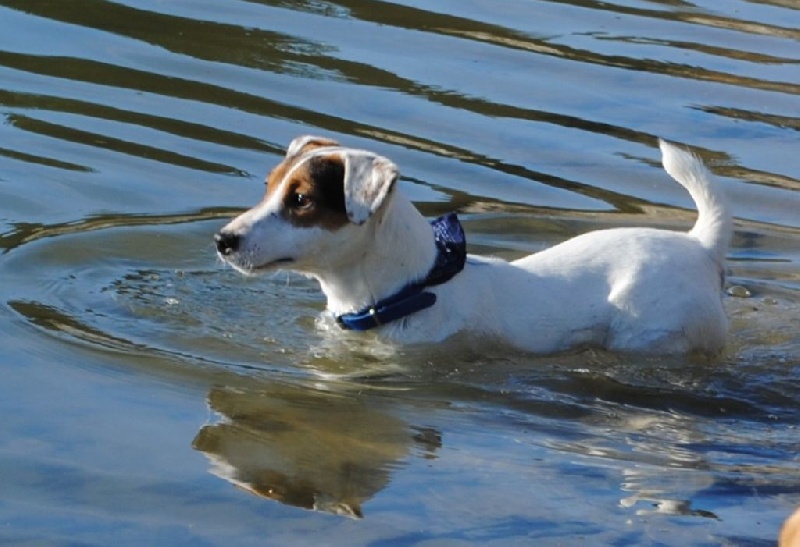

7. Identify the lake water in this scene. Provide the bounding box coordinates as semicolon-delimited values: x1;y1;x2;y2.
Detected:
1;0;798;545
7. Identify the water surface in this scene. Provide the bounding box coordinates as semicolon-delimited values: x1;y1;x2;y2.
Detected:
1;0;799;544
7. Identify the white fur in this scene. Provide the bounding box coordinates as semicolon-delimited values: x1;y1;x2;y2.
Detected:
217;138;730;355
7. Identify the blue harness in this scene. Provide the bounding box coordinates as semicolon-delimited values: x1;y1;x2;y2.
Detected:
335;213;467;331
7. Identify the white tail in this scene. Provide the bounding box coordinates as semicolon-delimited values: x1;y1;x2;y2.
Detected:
659;139;731;264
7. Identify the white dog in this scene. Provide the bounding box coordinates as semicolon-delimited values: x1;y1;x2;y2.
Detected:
215;136;730;355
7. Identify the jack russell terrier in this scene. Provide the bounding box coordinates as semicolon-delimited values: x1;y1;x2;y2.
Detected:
215;136;731;355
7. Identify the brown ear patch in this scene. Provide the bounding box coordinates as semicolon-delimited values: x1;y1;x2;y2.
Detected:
281;155;349;230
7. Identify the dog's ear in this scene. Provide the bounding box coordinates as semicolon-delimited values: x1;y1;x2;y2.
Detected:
285;135;339;159
339;151;398;225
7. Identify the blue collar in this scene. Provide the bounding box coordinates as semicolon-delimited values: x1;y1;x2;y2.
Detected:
335;213;467;331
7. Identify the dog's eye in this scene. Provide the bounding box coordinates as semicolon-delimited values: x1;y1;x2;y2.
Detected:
291;192;312;209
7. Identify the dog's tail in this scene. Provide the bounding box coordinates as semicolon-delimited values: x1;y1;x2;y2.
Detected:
659;139;731;263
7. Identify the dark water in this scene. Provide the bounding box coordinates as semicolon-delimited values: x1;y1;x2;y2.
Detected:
1;1;799;544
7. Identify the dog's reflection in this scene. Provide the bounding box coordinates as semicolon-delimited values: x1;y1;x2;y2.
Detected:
192;383;440;518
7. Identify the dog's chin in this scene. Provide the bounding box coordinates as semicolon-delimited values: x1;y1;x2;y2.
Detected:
253;257;295;272
220;255;295;275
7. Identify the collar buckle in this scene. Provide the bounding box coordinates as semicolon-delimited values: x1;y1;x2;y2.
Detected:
368;307;382;327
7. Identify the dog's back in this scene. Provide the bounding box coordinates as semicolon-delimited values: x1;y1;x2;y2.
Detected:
443;142;731;355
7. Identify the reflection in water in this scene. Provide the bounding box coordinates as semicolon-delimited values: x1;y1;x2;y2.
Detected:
193;383;439;518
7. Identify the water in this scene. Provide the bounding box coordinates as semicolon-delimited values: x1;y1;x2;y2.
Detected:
1;0;798;544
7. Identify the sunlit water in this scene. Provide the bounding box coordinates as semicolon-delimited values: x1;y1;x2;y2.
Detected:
1;1;798;544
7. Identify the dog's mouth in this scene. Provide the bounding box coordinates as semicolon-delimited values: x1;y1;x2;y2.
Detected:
218;254;295;274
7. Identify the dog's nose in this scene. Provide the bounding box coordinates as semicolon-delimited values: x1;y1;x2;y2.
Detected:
214;231;240;255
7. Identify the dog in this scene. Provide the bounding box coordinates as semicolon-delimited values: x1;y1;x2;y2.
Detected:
215;136;730;355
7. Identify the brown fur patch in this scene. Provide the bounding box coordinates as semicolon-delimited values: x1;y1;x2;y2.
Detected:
264;138;340;200
263;153;348;230
291;137;339;156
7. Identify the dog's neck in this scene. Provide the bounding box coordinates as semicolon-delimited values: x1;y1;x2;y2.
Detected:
315;194;438;316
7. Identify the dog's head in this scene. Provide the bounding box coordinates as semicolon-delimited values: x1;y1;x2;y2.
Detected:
215;135;399;274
